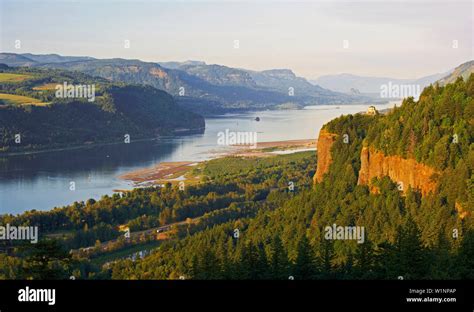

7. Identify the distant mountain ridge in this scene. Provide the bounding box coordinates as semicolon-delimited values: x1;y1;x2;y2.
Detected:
311;69;455;96
0;53;37;67
21;53;95;64
0;52;374;115
159;62;257;89
247;69;336;98
158;61;351;103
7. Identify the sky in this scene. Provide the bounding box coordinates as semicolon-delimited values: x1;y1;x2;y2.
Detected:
0;0;472;80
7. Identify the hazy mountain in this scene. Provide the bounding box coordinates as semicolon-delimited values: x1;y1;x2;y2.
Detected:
247;69;338;98
20;53;95;64
159;62;257;88
312;70;452;96
158;61;370;104
30;58;306;113
34;58;195;95
0;53;37;67
0;53;95;66
436;60;474;85
158;60;206;70
0;53;374;115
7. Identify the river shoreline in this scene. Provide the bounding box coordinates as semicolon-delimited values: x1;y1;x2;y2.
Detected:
0;137;158;157
118;139;316;186
0;127;206;157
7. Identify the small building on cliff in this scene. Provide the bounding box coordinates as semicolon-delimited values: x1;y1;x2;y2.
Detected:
366;106;378;115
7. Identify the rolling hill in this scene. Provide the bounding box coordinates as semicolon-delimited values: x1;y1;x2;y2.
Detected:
0;66;204;154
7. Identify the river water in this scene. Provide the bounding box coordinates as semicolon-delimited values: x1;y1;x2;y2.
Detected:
0;103;396;214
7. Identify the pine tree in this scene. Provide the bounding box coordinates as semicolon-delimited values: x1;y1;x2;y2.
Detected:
240;242;260;279
255;242;269;279
457;230;474;279
387;219;429;280
430;228;455;279
293;234;315;279
318;237;335;279
353;238;375;279
270;236;289;279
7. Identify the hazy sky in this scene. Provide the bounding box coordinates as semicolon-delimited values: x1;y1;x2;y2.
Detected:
0;0;472;79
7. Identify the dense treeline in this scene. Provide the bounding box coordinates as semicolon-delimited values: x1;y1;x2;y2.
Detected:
366;75;473;171
0;152;315;279
365;76;474;224
110;219;474;280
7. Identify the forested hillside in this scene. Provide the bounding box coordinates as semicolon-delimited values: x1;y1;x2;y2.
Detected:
0;66;204;154
363;75;473;216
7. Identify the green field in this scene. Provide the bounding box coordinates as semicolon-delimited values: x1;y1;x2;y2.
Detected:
32;83;59;91
0;93;48;106
0;72;33;82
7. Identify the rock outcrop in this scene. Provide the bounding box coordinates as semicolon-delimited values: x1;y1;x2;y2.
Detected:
357;146;437;196
314;130;338;183
314;132;438;196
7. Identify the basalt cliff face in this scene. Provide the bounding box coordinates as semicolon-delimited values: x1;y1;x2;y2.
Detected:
314;130;338;183
314;130;438;196
357;147;438;195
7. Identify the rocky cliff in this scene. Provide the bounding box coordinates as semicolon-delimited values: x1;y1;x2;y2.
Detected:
314;130;438;196
314;130;338;183
357;146;438;196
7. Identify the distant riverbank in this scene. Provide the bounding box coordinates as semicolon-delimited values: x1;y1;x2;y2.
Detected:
0;127;206;157
118;139;316;186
